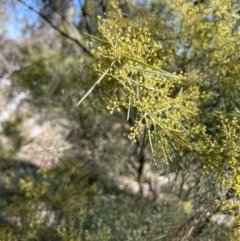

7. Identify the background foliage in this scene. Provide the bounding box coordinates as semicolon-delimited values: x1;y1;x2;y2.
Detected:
0;0;239;240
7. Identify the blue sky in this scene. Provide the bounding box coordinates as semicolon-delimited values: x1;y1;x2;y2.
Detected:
5;0;85;40
5;0;41;39
5;0;149;40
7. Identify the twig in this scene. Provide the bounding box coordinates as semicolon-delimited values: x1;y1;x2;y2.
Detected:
16;0;91;55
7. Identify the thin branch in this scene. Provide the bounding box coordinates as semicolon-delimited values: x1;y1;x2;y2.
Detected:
16;0;91;55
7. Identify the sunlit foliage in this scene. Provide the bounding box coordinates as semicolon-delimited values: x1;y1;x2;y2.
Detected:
81;0;240;238
1;0;240;240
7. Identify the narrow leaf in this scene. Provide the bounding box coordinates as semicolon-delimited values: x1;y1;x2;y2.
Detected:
84;32;109;44
76;61;115;106
127;96;131;121
145;117;157;167
129;66;181;79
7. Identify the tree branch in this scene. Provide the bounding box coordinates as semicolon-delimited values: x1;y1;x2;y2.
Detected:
16;0;92;55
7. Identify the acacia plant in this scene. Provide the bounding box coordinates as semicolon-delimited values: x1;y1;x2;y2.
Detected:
78;0;240;238
1;0;240;240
